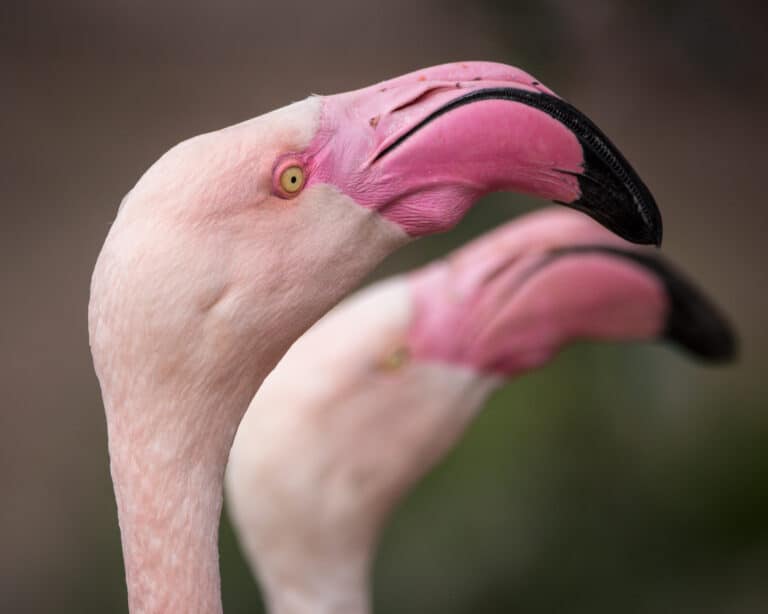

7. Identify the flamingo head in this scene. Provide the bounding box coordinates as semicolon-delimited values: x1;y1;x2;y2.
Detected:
408;208;735;375
226;207;731;611
90;62;663;416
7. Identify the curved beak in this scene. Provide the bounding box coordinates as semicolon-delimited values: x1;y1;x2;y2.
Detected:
313;62;662;245
550;246;737;361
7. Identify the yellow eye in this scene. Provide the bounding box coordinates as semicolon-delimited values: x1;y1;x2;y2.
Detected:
380;346;410;371
279;165;305;194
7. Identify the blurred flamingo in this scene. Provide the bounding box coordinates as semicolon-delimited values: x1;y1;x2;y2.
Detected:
89;62;662;613
226;208;733;614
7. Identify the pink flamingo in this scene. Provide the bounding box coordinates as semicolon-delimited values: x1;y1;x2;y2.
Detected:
226;208;733;614
89;63;663;613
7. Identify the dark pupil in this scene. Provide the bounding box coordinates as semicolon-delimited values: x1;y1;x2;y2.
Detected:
290;175;297;183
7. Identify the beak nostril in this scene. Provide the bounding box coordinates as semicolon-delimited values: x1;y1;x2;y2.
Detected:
388;85;457;115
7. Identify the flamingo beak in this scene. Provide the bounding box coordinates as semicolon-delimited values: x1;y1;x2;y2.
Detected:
550;246;737;361
309;62;662;245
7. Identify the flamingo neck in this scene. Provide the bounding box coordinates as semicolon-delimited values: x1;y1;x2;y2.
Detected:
111;444;225;614
261;558;370;614
91;185;411;613
106;374;267;614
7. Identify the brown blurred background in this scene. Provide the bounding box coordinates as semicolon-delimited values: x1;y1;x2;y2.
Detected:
2;1;767;612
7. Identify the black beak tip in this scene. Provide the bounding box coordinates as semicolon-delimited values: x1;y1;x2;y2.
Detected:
665;288;738;363
549;246;736;363
565;146;665;248
645;203;664;248
650;255;738;363
544;94;664;247
561;192;664;248
644;210;664;248
653;226;663;248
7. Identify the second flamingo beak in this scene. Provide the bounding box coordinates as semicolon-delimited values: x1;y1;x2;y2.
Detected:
306;62;662;245
547;246;737;360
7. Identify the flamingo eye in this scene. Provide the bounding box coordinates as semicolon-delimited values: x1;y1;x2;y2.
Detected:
379;346;410;371
278;165;305;195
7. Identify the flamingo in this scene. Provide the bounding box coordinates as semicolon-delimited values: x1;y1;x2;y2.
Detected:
226;208;734;614
88;62;663;614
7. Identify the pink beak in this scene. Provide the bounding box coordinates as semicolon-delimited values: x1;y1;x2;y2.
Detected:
307;62;662;245
546;245;737;361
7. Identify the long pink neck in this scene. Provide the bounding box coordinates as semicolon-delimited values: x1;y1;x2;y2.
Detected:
95;201;409;613
111;445;224;613
106;377;263;614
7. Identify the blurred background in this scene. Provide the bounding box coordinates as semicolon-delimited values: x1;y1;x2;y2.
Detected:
2;0;767;612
